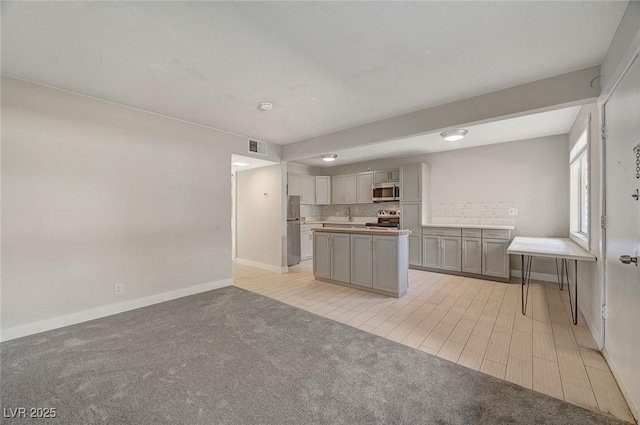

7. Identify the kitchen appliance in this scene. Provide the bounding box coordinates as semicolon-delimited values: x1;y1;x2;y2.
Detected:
372;183;400;202
366;210;401;229
287;195;301;266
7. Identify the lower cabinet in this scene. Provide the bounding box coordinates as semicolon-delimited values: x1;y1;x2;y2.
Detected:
313;232;331;280
462;237;482;274
482;239;509;278
350;234;373;288
314;232;408;297
301;229;312;259
422;235;461;272
373;236;400;293
408;234;422;266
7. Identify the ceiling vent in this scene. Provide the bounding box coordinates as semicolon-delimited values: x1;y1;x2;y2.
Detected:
248;139;267;156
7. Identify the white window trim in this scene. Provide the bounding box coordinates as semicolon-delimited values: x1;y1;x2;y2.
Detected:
569;114;591;251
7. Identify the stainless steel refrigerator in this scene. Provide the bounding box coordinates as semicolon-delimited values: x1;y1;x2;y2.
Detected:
287;195;301;266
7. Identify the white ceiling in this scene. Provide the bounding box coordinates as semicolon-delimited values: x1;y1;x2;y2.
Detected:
1;2;627;145
295;106;581;167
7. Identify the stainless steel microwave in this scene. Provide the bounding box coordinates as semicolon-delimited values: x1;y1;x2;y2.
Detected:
373;183;400;202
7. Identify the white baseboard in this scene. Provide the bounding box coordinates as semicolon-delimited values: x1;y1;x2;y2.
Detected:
510;269;557;283
602;348;639;423
0;278;233;342
235;257;288;274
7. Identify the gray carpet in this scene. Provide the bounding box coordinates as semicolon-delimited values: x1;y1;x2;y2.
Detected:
1;286;629;425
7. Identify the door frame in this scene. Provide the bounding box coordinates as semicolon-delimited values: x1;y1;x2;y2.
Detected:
598;49;640;421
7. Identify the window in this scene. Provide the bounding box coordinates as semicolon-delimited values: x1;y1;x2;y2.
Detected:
570;119;590;247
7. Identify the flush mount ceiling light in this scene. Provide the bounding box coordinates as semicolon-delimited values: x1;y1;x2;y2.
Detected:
440;129;468;142
321;153;338;162
232;162;250;167
258;101;273;111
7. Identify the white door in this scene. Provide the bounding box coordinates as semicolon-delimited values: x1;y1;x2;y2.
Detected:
604;54;640;418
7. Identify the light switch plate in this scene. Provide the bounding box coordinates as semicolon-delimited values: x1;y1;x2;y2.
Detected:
508;208;518;216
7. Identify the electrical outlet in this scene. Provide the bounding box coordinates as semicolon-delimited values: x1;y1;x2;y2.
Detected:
114;284;124;296
508;208;518;216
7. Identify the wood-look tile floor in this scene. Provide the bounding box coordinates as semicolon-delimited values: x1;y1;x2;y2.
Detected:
233;261;634;423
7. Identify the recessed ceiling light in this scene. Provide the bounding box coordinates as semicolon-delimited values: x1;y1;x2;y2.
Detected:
258;101;273;111
321;154;338;162
232;162;250;167
440;129;468;142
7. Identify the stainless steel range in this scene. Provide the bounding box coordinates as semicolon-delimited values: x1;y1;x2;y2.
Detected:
365;210;400;229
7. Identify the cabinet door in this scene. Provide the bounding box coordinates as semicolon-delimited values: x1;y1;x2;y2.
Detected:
422;235;441;269
350;234;373;288
331;176;344;204
400;164;420;201
373;170;389;184
408;234;422;266
462;237;482;274
482;239;509;278
373;236;398;293
313;233;331;279
441;237;462;271
356;172;373;204
315;176;331;205
400;202;421;233
330;233;351;283
300;175;315;205
388;169;400;182
300;230;311;259
288;173;301;196
343;174;357;204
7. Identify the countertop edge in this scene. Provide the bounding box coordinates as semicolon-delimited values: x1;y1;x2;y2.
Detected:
312;228;411;236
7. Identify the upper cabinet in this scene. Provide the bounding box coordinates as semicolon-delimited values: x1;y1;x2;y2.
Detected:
332;174;357;204
315;176;331;205
373;169;400;184
288;173;315;204
356;172;373;204
400;163;431;204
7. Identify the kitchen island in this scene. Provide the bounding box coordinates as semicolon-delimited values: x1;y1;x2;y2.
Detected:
312;227;410;297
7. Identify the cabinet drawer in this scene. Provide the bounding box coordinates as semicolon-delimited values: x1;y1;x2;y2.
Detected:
481;229;511;240
462;229;482;238
423;227;461;237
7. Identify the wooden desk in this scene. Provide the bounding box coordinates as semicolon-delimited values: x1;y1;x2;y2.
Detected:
507;237;596;325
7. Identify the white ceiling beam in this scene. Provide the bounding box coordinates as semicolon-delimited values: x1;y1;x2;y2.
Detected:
282;66;600;162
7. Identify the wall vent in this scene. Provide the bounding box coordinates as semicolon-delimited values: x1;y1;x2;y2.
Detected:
248;139;267;156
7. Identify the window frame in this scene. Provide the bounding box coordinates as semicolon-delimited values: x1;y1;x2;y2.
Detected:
569;115;591;250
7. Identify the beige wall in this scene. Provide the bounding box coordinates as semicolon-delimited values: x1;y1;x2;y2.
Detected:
235;164;286;271
1;76;273;333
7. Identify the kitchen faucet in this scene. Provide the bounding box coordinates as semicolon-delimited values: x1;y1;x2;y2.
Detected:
347;207;353;222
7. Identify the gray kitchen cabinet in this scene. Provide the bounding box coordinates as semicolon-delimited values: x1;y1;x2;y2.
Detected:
401;202;422;266
400;163;431;207
315;176;331;205
287;173;301;196
350;234;373;288
441;237;462;272
373;236;399;293
331;174;357;204
408;235;422;266
356;172;373;204
422;235;440;269
330;233;351;283
373;169;400;184
482;239;509;278
300;175;315;205
462;237;482;274
313;232;331;279
421;231;461;272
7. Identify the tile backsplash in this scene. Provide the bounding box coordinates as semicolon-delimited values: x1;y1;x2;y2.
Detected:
300;204;322;218
321;203;399;218
432;201;516;219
